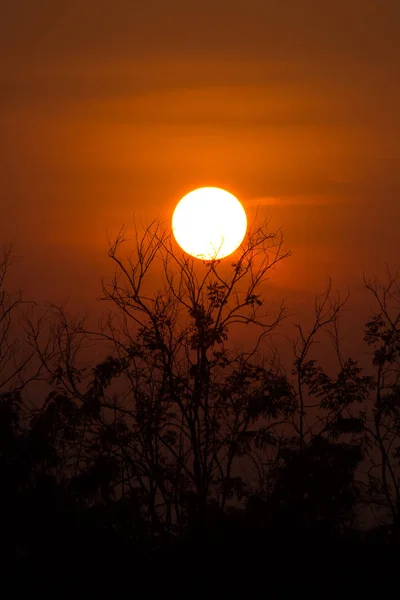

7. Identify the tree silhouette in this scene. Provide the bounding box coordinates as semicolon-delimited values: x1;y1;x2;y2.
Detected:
27;220;293;538
0;245;37;392
1;227;400;593
363;271;400;543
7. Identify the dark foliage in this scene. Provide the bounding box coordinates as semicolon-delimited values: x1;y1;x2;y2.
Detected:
1;241;400;594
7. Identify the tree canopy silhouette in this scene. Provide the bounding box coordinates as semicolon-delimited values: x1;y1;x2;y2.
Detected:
1;230;400;593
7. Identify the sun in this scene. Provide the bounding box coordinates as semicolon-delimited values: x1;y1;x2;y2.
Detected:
172;187;247;260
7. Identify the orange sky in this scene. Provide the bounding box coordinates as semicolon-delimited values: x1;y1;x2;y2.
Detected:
1;0;399;338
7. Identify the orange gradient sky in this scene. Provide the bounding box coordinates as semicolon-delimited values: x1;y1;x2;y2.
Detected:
1;0;399;330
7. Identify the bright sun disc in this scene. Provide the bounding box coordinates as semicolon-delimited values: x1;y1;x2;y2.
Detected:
172;187;247;260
